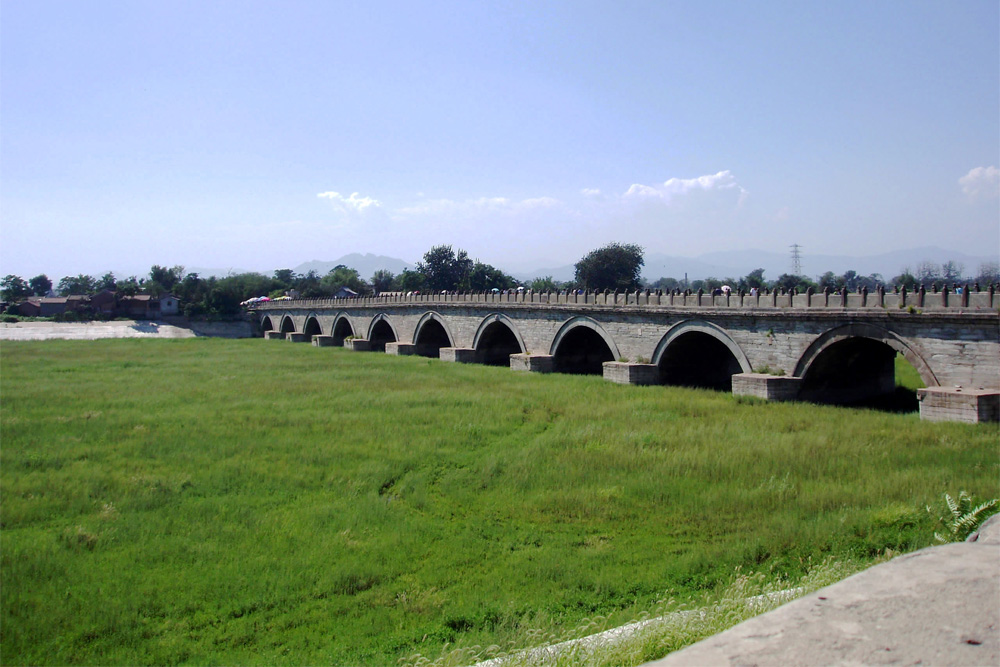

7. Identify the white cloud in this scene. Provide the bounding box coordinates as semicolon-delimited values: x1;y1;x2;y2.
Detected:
959;166;1000;198
396;195;561;218
317;191;382;212
581;188;603;199
623;170;747;204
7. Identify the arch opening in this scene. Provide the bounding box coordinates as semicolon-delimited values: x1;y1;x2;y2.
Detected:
658;332;743;391
414;319;451;358
260;316;274;336
475;321;523;366
332;317;355;346
303;317;321;341
799;337;919;411
280;317;296;334
369;319;396;352
553;327;615;375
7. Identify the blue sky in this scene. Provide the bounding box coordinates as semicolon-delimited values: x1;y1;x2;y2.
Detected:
2;0;998;280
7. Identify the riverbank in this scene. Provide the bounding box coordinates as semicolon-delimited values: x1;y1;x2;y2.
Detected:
0;318;254;340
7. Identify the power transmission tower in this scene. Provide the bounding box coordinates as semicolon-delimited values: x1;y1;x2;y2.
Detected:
790;244;803;276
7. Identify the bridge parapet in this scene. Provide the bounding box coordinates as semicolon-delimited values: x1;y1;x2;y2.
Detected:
250;286;998;312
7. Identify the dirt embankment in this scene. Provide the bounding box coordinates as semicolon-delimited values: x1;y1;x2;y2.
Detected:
0;319;255;341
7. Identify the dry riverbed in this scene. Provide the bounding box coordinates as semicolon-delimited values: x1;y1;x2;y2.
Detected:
0;320;254;340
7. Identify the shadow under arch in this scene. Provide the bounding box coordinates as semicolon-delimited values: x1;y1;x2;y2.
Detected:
472;313;526;365
367;313;398;352
549;316;620;375
260;315;274;336
303;314;322;341
279;315;296;334
794;323;938;407
652;320;752;391
330;312;356;346
413;311;455;358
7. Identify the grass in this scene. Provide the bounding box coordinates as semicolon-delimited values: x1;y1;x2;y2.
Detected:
2;339;997;665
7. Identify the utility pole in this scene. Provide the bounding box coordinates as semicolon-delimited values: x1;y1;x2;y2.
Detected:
790;244;803;276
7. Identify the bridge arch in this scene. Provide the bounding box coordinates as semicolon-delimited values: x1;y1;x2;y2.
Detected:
472;313;526;365
794;323;938;404
652;320;752;390
550;316;620;375
413;311;455;358
260;315;274;335
279;315;296;334
303;314;322;341
330;312;356;346
367;314;398;352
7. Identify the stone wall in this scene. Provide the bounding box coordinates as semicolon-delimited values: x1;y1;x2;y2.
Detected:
257;303;1000;392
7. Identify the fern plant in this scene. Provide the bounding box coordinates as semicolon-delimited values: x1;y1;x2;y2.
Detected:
931;491;998;543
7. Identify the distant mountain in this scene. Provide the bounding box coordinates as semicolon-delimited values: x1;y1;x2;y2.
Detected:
186;266;255;278
292;253;414;279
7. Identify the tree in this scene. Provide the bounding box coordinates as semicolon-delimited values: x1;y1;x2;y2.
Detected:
742;268;767;290
28;274;53;296
95;272;117;292
529;276;560;292
273;269;297;287
892;267;918;288
57;274;97;295
574;242;644;291
941;261;964;283
116;276;142;297
1;275;31;302
397;269;426;293
149;265;185;292
916;261;940;286
467;261;516;292
320;266;369;296
773;273;816;292
647;276;677;291
975;262;1000;285
371;269;396;294
295;270;323;297
417;245;473;291
817;271;841;290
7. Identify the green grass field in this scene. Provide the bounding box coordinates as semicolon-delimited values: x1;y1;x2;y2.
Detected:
2;339;996;665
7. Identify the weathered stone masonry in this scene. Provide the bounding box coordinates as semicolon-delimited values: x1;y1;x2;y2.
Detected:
253;294;999;422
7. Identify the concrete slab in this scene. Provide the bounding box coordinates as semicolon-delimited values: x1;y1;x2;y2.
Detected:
646;516;1000;667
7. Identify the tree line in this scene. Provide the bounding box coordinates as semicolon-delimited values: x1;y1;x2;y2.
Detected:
3;244;998;318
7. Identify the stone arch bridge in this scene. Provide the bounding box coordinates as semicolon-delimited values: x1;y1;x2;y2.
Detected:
252;290;999;423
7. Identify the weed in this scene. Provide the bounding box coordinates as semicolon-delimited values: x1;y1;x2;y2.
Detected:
930;491;999;542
